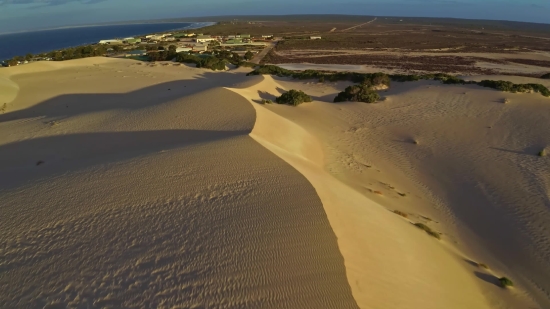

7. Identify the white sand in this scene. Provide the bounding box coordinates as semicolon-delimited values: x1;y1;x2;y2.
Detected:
1;58;550;308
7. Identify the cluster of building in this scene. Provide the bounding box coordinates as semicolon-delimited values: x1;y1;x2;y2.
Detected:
97;32;275;58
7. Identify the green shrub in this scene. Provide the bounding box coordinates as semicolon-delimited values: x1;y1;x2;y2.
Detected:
275;90;312;106
246;65;550;98
334;84;380;103
477;263;489;269
539;149;547;157
499;277;514;288
260;99;273;104
478;80;550;97
541;73;550;79
238;61;257;68
414;223;441;239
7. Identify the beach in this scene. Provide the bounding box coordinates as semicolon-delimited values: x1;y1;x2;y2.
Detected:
1;58;549;308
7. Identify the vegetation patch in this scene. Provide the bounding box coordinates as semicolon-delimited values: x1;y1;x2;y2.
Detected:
393;210;408;218
334;84;380;103
414;223;441;239
248;65;550;98
477;263;489;269
539;148;547;157
174;50;248;71
542;73;550;79
275;90;312;106
247;65;391;87
499;277;514;288
478;80;550;97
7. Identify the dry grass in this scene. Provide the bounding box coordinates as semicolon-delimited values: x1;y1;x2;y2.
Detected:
393;210;408;218
414;223;441;239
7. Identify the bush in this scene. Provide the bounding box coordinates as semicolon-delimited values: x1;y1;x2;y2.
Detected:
238;62;257;68
260;99;273;104
246;65;550;99
334;84;380;103
478;80;550;97
539;149;547;157
414;223;441;239
541;73;550;79
499;277;514;288
477;263;489;269
275;90;312;106
393;210;408;218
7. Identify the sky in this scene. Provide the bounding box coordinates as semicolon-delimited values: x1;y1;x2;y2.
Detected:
0;0;549;33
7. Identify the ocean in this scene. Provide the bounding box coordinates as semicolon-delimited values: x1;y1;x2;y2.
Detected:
0;22;211;61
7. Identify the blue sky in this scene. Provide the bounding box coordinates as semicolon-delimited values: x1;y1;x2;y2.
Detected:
0;0;548;33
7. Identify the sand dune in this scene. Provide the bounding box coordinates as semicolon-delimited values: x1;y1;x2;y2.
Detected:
2;58;550;308
0;59;358;309
229;75;549;309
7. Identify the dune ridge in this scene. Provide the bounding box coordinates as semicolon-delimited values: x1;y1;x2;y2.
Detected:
229;74;549;309
0;59;360;309
229;76;496;309
2;58;549;308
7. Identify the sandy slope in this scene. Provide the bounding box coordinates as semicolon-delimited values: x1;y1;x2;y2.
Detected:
0;59;359;309
2;57;549;309
229;75;549;309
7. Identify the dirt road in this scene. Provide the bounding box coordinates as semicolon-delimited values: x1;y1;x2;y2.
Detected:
340;17;377;32
251;40;278;64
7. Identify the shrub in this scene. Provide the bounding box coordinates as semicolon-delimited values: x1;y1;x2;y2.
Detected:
393;210;408;218
238;62;257;68
478;80;550;97
275;90;312;106
499;277;514;288
414;223;441;239
260;99;273;104
539;149;547;157
477;263;489;269
541;73;550;79
334;84;380;103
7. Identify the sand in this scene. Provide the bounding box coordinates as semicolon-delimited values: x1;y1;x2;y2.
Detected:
0;59;358;309
1;57;550;308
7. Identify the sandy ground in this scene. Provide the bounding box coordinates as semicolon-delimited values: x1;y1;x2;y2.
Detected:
228;76;550;309
276;50;550;76
1;58;550;309
0;59;358;309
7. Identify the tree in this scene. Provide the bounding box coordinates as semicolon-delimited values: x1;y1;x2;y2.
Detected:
244;51;254;60
168;45;177;52
7;59;18;66
25;53;33;61
112;45;122;52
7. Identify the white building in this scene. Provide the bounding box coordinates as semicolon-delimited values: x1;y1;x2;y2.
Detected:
195;35;216;43
262;35;273;38
176;47;192;53
310;36;322;40
99;39;123;45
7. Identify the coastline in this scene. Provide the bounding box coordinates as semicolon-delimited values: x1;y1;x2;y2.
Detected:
0;21;215;61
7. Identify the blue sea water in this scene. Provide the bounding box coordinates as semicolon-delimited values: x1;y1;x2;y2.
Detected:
0;22;210;61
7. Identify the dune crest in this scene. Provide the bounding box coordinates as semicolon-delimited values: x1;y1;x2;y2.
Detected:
229;76;495;309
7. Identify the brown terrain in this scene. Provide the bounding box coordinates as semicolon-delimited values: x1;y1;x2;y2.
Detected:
199;16;550;76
